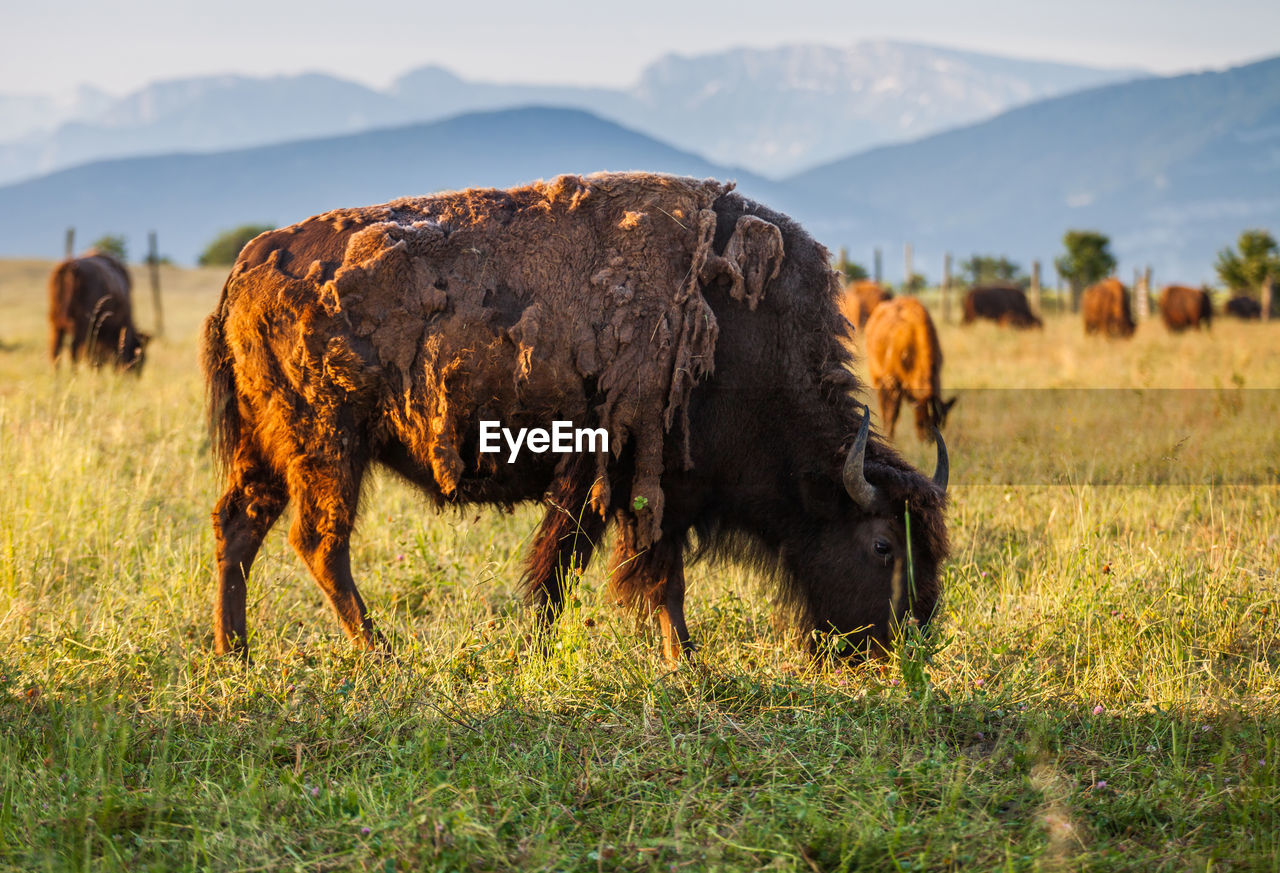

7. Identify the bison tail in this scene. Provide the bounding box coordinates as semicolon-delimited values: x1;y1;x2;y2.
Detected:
48;260;76;321
201;281;240;473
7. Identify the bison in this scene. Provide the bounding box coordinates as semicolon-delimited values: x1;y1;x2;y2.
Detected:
1157;285;1212;332
48;250;149;371
1082;278;1136;338
961;284;1042;329
1225;295;1262;320
864;298;955;442
202;172;949;664
838;279;893;333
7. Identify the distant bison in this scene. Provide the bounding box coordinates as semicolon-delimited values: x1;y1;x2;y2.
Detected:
838;279;893;333
864;297;955;442
1082;278;1136;338
1157;285;1212;332
1225;296;1263;320
48;251;149;371
202;173;950;663
961;284;1042;329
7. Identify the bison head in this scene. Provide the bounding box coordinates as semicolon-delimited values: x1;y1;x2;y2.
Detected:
116;328;150;374
792;403;948;657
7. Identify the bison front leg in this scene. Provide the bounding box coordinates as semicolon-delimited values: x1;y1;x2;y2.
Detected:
878;385;903;439
212;460;288;657
611;535;694;666
287;458;383;650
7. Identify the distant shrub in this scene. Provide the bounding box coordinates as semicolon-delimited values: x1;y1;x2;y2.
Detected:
1215;230;1279;297
1055;230;1115;290
90;234;128;262
960;254;1025;286
199;224;275;266
833;247;869;283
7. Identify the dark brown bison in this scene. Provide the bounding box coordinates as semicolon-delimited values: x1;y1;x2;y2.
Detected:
1225;295;1262;320
838;279;893;333
1082;278;1136;337
48;250;149;371
961;284;1042;329
202;172;949;663
864;297;955;442
1157;285;1212;332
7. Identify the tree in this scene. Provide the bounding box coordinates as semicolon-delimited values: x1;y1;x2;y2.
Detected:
960;254;1025;286
903;272;928;295
833;247;869;283
1215;230;1280;297
1055;230;1115;310
199;224;275;266
90;234;127;262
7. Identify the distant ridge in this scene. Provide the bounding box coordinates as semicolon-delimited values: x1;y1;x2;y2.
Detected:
0;107;877;264
789;54;1280;282
0;41;1143;183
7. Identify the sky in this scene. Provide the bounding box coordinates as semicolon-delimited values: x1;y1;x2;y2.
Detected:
3;0;1279;96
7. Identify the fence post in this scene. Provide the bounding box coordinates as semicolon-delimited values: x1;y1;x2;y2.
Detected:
1030;260;1042;317
148;231;164;338
904;243;913;294
64;228;75;259
942;252;952;323
874;247;882;284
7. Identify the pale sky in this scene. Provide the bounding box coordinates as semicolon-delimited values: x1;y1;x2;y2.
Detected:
3;0;1278;96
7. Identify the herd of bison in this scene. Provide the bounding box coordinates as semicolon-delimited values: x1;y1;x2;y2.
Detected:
35;172;1271;664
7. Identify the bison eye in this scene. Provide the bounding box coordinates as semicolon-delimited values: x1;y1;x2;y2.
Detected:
873;539;892;557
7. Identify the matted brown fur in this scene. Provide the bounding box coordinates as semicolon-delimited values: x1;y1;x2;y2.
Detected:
202;172;949;660
1082;277;1136;338
1157;285;1212;332
864;297;954;442
837;279;893;334
48;250;149;371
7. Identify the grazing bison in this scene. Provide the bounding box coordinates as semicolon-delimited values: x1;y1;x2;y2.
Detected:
48;250;149;371
1082;278;1136;338
1157;285;1212;332
838;279;893;333
202;172;949;663
864;298;955;442
1225;295;1262;320
961;284;1042;329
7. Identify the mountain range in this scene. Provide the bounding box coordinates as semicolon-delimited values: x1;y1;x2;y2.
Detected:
0;50;1275;282
0;41;1142;184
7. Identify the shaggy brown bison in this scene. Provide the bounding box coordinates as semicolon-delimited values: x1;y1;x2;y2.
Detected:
202;172;949;663
1225;296;1263;320
838;279;893;333
48;250;149;371
1157;285;1212;332
961;284;1042;329
1082;278;1136;337
864;298;955;442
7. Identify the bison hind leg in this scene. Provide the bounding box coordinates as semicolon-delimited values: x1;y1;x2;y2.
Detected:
213;449;289;657
610;532;694;666
285;453;383;651
523;466;609;650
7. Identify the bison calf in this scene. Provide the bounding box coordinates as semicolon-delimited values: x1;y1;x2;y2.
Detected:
864;297;955;442
1082;278;1136;338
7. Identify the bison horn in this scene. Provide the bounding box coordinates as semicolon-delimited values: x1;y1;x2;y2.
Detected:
842;404;880;509
930;425;949;492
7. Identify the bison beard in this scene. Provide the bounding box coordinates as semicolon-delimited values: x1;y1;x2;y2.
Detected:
202;172;949;662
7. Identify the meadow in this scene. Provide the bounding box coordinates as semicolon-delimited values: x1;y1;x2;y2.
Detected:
1;260;1278;871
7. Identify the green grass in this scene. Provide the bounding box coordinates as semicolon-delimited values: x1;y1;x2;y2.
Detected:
2;262;1279;871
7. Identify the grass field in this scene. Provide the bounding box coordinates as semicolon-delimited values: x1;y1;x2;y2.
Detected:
2;260;1279;871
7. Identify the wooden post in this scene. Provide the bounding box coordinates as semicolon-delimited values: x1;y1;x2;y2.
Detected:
1030;260;1042;316
148;231;163;338
64;227;75;259
1070;280;1080;313
904;242;913;294
874;247;882;284
942;252;952;323
1263;274;1274;321
1142;266;1152;321
1132;268;1144;322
